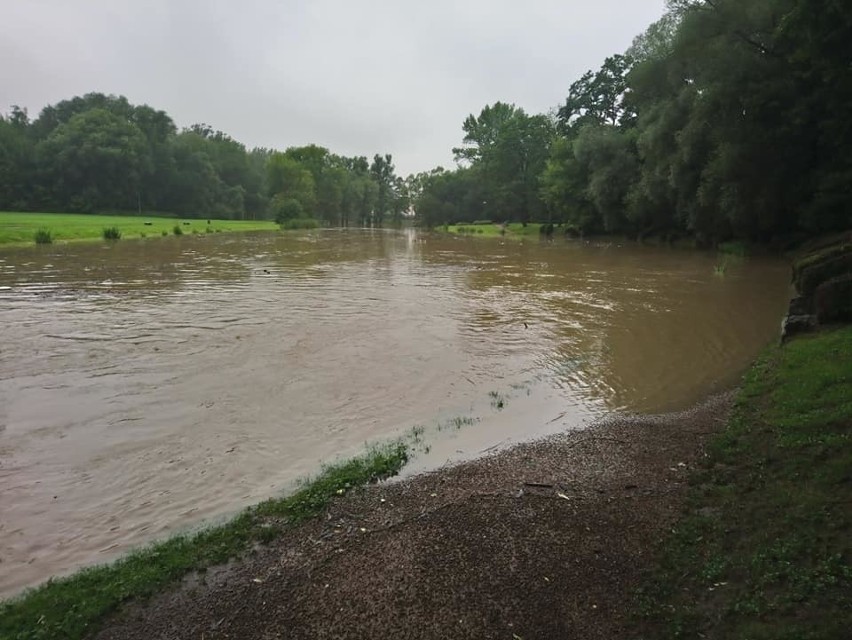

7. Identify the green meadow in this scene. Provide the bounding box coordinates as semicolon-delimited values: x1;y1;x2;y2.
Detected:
0;212;278;246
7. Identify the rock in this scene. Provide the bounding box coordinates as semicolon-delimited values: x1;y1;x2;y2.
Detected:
814;274;852;323
788;295;810;316
781;314;816;342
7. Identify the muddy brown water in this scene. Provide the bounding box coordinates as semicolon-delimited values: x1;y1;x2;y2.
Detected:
0;229;789;598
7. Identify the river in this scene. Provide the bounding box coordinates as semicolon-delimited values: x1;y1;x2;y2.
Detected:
0;229;790;597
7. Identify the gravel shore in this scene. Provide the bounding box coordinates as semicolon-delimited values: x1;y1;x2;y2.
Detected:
96;392;733;640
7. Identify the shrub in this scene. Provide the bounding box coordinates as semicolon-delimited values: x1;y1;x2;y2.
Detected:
281;218;320;230
273;198;305;224
33;228;53;245
102;226;121;240
161;230;168;236
173;225;183;236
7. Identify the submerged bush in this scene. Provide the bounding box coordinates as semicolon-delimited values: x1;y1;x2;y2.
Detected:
273;198;305;224
172;225;183;236
281;218;320;230
102;226;121;240
33;228;53;244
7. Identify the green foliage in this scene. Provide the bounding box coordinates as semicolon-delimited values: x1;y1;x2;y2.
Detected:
172;224;182;236
101;226;121;240
0;442;409;640
272;197;305;223
32;227;52;244
417;0;852;243
439;103;554;225
0;93;402;226
635;327;852;638
280;217;320;230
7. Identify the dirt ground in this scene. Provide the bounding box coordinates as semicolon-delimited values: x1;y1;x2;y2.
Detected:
94;393;732;640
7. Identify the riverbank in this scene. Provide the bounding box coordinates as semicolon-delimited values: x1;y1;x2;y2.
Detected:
2;328;847;639
634;325;852;639
0;212;278;246
93;393;737;640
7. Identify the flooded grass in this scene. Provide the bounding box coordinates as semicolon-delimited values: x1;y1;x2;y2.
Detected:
489;390;507;410
443;222;542;238
0;212;277;245
101;226;121;240
634;326;852;638
0;442;409;640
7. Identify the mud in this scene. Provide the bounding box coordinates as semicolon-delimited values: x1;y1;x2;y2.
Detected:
95;392;733;640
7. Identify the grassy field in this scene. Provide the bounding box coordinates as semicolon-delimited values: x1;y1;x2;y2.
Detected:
635;326;852;639
0;212;278;245
443;222;544;238
0;443;408;640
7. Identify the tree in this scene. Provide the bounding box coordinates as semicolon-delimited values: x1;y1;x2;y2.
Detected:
370;153;396;227
0;108;36;210
557;54;635;133
451;103;554;223
36;108;148;212
267;153;316;214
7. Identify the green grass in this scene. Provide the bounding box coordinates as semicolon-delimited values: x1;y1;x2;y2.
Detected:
0;442;409;640
634;326;852;639
0;212;278;246
443;222;543;238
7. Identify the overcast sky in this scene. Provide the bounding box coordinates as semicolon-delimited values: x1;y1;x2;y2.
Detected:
1;0;665;175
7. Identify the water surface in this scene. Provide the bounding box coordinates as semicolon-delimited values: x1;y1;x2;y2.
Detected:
0;229;790;597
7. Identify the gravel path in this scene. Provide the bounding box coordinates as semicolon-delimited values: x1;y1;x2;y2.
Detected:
95;393;733;640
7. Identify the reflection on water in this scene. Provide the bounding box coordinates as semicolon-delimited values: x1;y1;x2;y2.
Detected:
0;229;790;597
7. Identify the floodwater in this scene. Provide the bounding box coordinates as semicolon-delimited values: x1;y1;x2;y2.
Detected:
0;229;790;598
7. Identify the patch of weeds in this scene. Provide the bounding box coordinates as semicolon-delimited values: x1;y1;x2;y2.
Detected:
489;390;507;410
0;441;410;640
450;416;475;429
173;225;183;236
714;252;744;277
436;416;477;432
161;229;168;236
102;226;121;240
33;228;52;244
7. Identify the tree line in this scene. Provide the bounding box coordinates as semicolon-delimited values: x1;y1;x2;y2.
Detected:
416;0;851;244
1;0;849;242
0;93;411;226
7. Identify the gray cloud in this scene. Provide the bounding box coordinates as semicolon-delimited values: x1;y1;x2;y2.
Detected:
0;0;665;175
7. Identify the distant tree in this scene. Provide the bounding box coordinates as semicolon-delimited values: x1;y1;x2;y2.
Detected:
370;153;396;227
267;153;316;214
36;108;148;212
